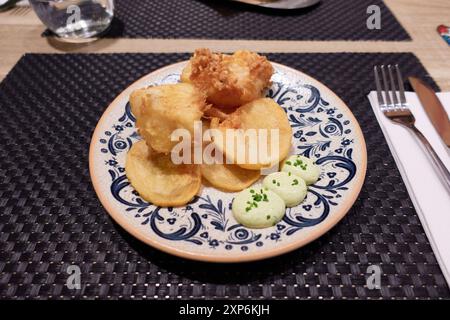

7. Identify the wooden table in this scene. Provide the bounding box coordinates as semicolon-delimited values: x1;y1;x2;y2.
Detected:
0;0;449;89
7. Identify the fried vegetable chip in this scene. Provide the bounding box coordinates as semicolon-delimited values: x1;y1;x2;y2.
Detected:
211;98;292;170
126;140;201;207
201;163;261;192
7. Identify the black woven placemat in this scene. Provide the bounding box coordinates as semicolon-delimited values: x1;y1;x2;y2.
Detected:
0;52;448;300
43;0;411;41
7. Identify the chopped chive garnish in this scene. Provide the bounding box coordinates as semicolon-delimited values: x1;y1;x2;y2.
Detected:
250;189;255;193
272;179;276;184
252;193;262;202
285;161;292;165
266;215;271;220
247;189;270;210
292;179;299;186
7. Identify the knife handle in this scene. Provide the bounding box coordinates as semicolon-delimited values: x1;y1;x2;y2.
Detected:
412;126;450;192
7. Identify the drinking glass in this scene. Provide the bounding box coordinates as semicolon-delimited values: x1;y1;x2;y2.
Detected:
29;0;114;42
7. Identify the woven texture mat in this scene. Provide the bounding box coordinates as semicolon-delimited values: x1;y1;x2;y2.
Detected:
44;0;411;41
0;52;448;299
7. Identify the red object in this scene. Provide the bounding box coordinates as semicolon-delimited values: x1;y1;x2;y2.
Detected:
437;24;450;45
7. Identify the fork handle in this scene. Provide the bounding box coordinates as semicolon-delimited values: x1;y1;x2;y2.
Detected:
411;126;450;192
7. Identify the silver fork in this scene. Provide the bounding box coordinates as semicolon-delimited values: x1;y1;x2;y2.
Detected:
374;65;450;192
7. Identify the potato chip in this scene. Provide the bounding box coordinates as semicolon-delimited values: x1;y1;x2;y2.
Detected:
126;140;201;206
201;163;260;192
211;98;292;170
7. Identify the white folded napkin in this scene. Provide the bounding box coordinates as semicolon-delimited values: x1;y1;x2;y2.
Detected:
368;91;450;286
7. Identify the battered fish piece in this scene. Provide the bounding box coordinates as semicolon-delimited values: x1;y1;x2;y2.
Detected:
130;83;208;154
181;49;273;108
129;88;149;119
203;106;233;121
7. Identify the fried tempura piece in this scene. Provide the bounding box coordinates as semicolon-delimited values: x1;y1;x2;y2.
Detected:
203;106;233;121
129;88;148;119
130;83;208;154
181;49;274;108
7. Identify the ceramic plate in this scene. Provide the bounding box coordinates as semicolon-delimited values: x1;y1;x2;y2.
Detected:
89;61;367;263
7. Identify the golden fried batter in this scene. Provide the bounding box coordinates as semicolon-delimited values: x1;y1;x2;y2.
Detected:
129;88;147;119
181;49;273;108
130;83;208;154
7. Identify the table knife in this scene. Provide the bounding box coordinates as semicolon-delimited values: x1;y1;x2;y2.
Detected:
409;77;450;147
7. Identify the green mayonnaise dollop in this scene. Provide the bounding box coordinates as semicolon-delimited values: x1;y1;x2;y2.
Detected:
281;155;320;185
232;186;285;229
263;171;307;207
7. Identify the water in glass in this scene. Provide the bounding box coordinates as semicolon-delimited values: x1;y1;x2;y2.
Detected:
30;0;114;41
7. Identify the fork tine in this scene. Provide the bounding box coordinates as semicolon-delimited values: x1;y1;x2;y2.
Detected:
380;65;393;109
388;65;399;108
374;66;386;108
395;65;407;107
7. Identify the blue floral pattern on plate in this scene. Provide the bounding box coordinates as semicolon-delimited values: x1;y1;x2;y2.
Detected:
90;62;366;262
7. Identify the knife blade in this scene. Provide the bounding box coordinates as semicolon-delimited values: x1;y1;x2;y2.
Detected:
409;77;450;147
